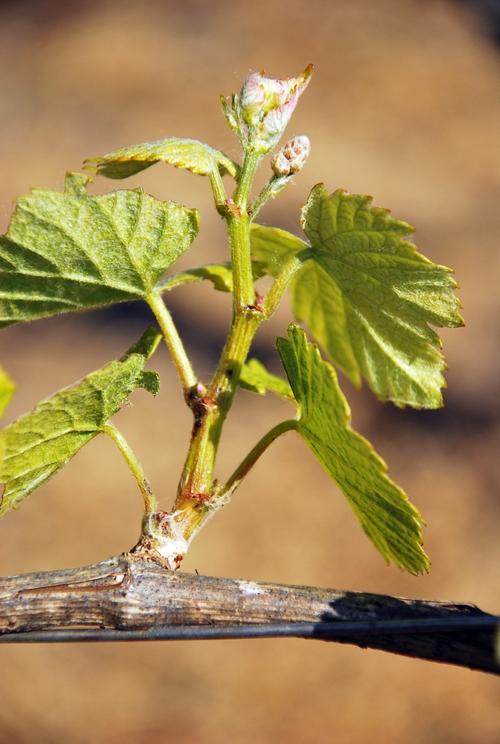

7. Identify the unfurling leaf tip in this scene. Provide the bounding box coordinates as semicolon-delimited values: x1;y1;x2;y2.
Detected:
123;327;162;361
64;171;93;195
138;370;161;396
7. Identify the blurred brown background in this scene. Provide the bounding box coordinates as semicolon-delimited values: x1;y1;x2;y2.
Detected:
0;0;499;742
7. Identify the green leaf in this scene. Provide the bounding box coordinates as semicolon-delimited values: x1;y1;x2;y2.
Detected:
183;264;235;292
86;138;239;180
158;261;267;295
251;186;463;409
138;369;161;396
0;175;199;328
159;263;235;294
300;186;463;408
0;367;15;420
251;224;306;277
277;325;429;574
251;224;358;385
239;359;293;400
0;328;160;516
64;171;93;196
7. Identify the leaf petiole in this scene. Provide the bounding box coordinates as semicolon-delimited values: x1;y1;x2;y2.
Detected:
234;151;260;212
221;419;298;498
249;175;291;220
146;291;197;399
103;423;157;514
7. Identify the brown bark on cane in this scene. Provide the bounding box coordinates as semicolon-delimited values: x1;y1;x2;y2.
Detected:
0;553;497;675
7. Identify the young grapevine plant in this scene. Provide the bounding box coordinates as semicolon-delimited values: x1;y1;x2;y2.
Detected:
0;67;463;573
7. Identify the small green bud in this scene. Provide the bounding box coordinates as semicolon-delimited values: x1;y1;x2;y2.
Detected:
220;93;240;136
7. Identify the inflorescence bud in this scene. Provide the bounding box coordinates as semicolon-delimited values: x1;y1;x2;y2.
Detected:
271;135;311;177
221;65;313;155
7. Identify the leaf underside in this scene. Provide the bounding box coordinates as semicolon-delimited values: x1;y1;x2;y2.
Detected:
0;328;160;516
278;325;429;574
87;137;239;180
0;175;199;328
251;186;463;409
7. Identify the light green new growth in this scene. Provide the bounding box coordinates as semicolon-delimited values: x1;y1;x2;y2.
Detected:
239;359;293;400
86;138;238;210
0;67;463;573
278;326;428;573
0;328;160;515
158;263;235;294
87;137;239;179
0;367;15;420
251;224;309;277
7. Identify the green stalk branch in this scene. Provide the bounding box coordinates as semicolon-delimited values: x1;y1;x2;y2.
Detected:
249;175;290;220
234;151;260;211
146;290;197;397
221;419;298;497
177;309;263;502
165;147;299;563
228;215;255;310
178;152;266;496
228;152;261;311
103;423;157;513
173;150;265;525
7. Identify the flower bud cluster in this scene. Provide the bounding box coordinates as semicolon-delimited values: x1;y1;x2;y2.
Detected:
221;66;313;155
271;135;311;177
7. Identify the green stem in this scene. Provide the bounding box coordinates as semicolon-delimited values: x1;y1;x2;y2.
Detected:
227;215;254;310
229;151;261;311
249;175;290;220
167;309;264;562
103;423;157;513
177;309;263;501
175;152;263;506
163;149;293;563
221;419;298;497
146;290;197;397
207;308;263;451
234;151;260;211
181;151;265;482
